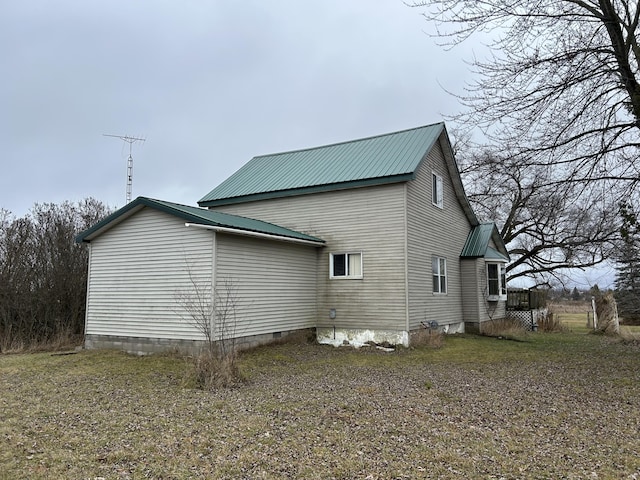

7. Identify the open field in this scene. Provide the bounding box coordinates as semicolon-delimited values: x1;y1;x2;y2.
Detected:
550;302;640;336
2;330;640;479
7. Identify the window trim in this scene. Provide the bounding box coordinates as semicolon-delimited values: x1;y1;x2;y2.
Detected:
485;261;507;301
329;252;363;279
432;255;447;294
432;172;443;209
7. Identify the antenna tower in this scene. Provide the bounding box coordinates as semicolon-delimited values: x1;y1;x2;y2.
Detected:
103;134;146;204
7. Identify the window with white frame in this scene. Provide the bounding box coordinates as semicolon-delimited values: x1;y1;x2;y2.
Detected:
432;256;447;294
330;252;363;279
432;172;443;208
486;262;507;301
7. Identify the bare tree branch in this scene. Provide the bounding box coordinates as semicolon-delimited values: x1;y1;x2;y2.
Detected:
417;0;639;284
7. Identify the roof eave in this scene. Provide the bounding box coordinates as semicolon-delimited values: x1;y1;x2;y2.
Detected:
491;228;511;261
436;129;479;227
185;223;325;246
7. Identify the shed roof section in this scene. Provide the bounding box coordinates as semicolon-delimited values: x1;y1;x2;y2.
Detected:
75;197;324;244
199;123;445;207
461;223;510;261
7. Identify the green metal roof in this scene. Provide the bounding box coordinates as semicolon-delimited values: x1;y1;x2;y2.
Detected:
75;197;324;244
461;223;510;261
199;123;445;207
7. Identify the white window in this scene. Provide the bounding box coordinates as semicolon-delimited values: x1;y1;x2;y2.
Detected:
486;262;507;301
432;172;443;208
330;252;363;279
432;256;447;294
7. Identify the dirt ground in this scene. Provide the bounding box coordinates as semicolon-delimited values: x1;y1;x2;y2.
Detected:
1;332;640;479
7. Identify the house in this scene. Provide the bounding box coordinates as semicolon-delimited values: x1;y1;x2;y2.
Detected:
76;122;509;354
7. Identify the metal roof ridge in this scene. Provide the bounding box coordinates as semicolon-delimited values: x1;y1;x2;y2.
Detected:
253;122;445;159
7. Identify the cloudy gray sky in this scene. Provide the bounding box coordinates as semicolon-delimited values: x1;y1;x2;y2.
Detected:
1;0;477;217
0;1;615;287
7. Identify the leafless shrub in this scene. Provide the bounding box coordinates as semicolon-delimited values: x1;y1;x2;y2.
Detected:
411;328;444;349
537;311;567;333
0;328;81;355
480;318;528;338
193;349;244;389
175;273;245;389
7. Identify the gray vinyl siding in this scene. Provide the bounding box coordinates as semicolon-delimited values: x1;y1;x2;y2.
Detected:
85;207;213;340
215;233;317;338
460;258;484;322
461;257;507;324
211;183;408;331
406;138;473;330
461;259;483;323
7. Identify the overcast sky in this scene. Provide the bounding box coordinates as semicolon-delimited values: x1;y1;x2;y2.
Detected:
0;0;476;217
0;1;615;288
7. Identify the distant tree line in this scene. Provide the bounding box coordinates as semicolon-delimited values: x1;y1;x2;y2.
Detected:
0;199;111;351
547;285;603;303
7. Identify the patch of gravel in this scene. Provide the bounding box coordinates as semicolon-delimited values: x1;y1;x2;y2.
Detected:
2;336;640;479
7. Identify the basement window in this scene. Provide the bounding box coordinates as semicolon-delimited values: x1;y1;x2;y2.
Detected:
486;262;507;301
330;252;363;279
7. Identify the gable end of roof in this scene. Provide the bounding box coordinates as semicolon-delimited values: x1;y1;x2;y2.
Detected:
75;197;324;244
461;223;510;261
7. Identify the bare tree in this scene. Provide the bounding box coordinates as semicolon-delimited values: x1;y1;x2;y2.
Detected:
414;0;640;179
413;1;640;282
174;270;242;389
458;147;619;284
0;199;111;351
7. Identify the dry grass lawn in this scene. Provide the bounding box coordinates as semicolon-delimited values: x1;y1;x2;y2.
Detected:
2;329;640;479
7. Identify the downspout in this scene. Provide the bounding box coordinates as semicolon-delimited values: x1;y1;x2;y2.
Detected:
403;184;410;337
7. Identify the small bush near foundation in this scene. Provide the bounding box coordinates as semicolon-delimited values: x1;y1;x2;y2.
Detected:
480;318;527;339
193;350;245;390
411;329;444;348
537;312;567;332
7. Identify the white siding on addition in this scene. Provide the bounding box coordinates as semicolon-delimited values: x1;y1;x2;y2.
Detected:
215;233;318;338
85;207;213;340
